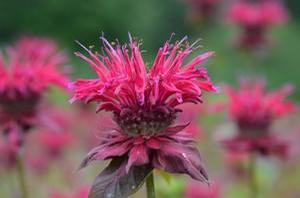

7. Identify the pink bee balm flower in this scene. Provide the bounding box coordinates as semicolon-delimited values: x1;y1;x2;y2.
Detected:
222;79;295;157
0;36;69;133
70;34;217;197
0;36;70;171
184;180;220;198
227;0;288;48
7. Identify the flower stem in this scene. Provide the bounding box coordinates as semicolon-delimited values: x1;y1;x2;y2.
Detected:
146;172;156;198
16;154;28;198
248;153;258;198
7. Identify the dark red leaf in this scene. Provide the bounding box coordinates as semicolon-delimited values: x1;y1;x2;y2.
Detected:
89;157;153;198
152;145;209;184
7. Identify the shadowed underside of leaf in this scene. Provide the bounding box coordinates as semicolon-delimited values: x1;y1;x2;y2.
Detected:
89;157;153;198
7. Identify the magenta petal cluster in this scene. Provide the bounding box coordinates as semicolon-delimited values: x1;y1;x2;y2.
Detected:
0;36;70;170
227;0;288;48
222;79;295;157
70;36;216;112
70;35;217;197
228;0;287;27
0;36;69;132
0;36;69;96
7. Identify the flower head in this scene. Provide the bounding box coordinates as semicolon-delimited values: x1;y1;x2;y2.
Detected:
227;0;288;48
0;36;69;132
71;35;216;136
222;79;295;156
228;0;287;27
0;36;68;98
71;34;217;197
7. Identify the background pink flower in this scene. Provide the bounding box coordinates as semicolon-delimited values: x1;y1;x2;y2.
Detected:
221;79;295;157
227;0;288;48
0;36;70;134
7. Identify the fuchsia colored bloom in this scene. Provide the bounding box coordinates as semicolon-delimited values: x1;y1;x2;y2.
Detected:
0;36;69;170
0;36;69;133
227;0;288;48
185;180;220;198
222;79;295;157
70;34;217;197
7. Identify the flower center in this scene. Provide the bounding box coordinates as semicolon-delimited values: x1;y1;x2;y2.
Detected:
0;91;40;115
237;117;271;138
114;105;178;136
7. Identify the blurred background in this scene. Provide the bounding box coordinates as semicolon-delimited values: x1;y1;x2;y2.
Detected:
0;0;300;197
0;0;300;94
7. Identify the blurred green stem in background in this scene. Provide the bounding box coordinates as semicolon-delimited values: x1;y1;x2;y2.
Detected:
16;153;28;198
249;153;258;198
146;172;156;198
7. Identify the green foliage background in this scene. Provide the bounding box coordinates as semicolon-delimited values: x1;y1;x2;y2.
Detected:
0;0;299;99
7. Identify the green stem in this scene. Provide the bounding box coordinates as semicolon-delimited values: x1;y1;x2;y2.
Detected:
249;153;258;198
16;154;28;198
146;172;156;198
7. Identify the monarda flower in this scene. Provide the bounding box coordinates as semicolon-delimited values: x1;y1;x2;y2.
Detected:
70;35;217;197
227;0;288;49
0;36;69;145
222;79;295;157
